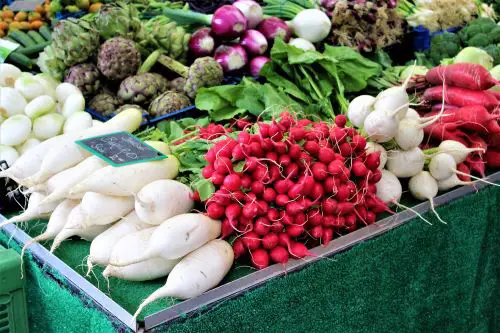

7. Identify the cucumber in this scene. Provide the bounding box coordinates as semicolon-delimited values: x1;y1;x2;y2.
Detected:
5;37;19;45
9;31;36;48
27;31;46;44
7;52;33;70
16;41;51;56
39;25;52;41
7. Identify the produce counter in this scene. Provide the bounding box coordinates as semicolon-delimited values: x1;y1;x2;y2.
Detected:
1;173;498;333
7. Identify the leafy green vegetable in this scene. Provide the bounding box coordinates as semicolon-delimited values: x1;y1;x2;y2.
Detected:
428;32;461;65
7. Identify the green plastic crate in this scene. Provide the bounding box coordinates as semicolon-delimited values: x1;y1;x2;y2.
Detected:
0;245;29;333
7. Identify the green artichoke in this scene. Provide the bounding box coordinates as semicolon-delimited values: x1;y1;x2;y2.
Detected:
157;55;223;98
65;63;101;97
37;45;67;81
116;104;148;115
89;91;122;116
95;2;143;40
117;73;167;104
148;73;170;92
98;37;142;81
169;77;186;93
149;91;191;116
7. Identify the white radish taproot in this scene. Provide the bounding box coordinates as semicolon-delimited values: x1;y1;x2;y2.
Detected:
21;199;79;257
21;108;143;185
50;204;111;253
40;156;108;204
437;174;472;191
70;155;179;197
79;192;135;227
436;140;485;164
0;192;60;227
386;147;425;178
347;95;375;127
109;213;221;267
363;103;407;143
409;171;446;224
135;180;194;225
375;169;402;205
86;211;150;274
133;239;234;318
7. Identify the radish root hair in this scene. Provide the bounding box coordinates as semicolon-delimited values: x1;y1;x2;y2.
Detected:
428;199;447;225
392;200;433;225
453;170;500;188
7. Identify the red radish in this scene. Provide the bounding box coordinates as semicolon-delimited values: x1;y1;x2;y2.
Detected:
284;163;299;178
322;198;337;214
233;239;246;259
278;233;291;247
273;141;287;155
189;28;215;57
262;188;277;202
289;242;313;259
233;0;263;28
312;162;328;180
232;145;245;160
257;17;291;42
240;175;252;189
207;204;225;219
290;127;306;141
243;231;260;250
431;104;459;112
307;209;322;226
223;174;241;191
202;165;215;179
465;129;492;151
352;161;368;177
278;154;292;167
318;147;335;163
256;200;268;215
423;86;498;110
365;152;381;170
251;249;269;269
287;183;304;199
294;212;307;226
335;185;350;202
252;164;267;181
445;105;500;132
249;56;270;77
225;203;241;222
335;115;347;128
240;30;268;55
262;233;279;249
485;150;500;168
309;183;324;200
285;201;305;216
425;64;499;91
270;246;289;264
456;163;471;182
466;155;486;178
275;194;289;206
327;160;344;174
339;142;353;157
351;135;367;151
214;45;248;73
310;225;323;239
214;157;233;174
322;228;333;246
270;221;283;233
286;224;304;237
423;122;469;146
221;219;234;238
238;131;251;144
337;202;355;215
251;181;264;195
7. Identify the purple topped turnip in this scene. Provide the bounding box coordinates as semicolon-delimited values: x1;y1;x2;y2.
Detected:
214;45;248;73
189;28;215;57
249;56;270;77
233;0;263;29
240;30;268;56
257;17;292;43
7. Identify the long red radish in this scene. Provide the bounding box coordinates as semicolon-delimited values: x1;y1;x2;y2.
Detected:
425;64;499;91
423;86;498;110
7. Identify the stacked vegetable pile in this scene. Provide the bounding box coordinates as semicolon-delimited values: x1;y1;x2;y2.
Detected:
0;5;50;37
47;0;104;15
197;112;387;268
0;63;97;168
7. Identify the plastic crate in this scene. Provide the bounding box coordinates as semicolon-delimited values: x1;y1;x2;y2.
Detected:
0;245;29;333
412;25;462;51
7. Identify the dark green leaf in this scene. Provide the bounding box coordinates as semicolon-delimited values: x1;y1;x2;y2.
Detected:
194;178;215;201
233;161;245;173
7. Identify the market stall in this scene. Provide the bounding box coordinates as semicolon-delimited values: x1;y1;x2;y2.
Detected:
0;1;499;332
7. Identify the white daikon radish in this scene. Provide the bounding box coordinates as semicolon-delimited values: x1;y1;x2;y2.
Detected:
21;199;79;257
0;63;22;87
63;111;92;134
70;155;180;197
87;211;150;273
33;113;65;140
365;142;387;169
145;140;171;155
133;239;234;318
109;214;221;267
62;94;85;118
50;204;110;253
0;87;27;117
135;180;194;225
55;83;81;104
15;74;45;101
0;115;31;146
104;228;180;281
409;171;446;224
386;148;425;178
79;192;135;227
41;156;108;204
0;192;60;227
24;95;56;119
22;108;143;185
347;95;375;128
16;138;41;155
375;170;402;205
0;145;19;166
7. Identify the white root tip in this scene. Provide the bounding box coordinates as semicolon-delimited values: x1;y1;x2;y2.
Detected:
50;238;63;253
429;199;447;225
86;257;94;277
133;287;170;322
393;200;433;226
453;170;500;188
102;266;112;278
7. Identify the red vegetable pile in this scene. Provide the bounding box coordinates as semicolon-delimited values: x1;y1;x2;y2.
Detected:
422;63;500;174
200;112;387;269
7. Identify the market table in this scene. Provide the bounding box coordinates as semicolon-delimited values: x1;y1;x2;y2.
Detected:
1;178;498;333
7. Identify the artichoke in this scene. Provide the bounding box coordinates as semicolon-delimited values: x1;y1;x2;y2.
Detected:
117;73;167;104
149;91;191;116
116;104;148;115
89;91;122;116
94;2;143;40
169;77;186;93
157;55;223;98
149;73;170;92
139;16;191;63
65;63;101;96
36;45;67;81
98;37;141;81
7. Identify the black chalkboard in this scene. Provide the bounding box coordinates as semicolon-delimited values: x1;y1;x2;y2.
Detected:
75;132;167;167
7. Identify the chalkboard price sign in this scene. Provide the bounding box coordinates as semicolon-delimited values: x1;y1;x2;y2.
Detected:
76;132;167;167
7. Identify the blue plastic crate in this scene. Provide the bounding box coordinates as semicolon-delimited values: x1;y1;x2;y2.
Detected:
412;25;462;51
55;10;86;20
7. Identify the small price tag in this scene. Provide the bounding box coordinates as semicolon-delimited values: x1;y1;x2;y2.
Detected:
76;132;167;167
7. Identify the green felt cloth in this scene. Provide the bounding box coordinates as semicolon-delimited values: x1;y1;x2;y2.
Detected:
1;185;498;333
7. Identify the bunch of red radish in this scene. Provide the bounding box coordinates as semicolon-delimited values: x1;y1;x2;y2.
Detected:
200;112;387;269
422;63;500;176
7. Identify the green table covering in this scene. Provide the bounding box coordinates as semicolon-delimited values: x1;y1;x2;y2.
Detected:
1;185;498;333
